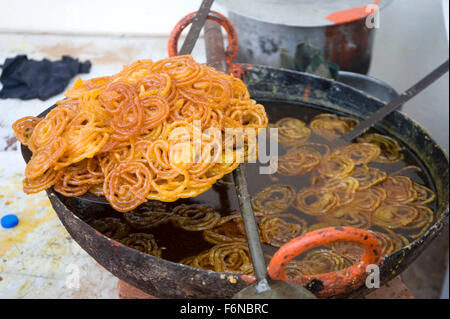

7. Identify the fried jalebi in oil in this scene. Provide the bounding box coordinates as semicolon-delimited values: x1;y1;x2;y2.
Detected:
123;201;171;229
205;243;253;274
259;214;307;247
181;243;253;274
329;241;365;262
274;117;311;146
322;176;360;206
413;183;436;205
120;233;162;257
357;133;404;163
350;165;387;190
340;143;381;165
309;113;359;141
373;204;419;229
402;205;434;238
14;56;268;212
381;176;418;204
318;205;372;229
171;204;221;231
371;228;409;255
298;249;352;275
330;228;409;260
284;261;306;278
89;217;131;240
276;145;322;176
295;187;338;216
350;186;386;212
317;151;354;179
251;185;296;215
203;214;246;244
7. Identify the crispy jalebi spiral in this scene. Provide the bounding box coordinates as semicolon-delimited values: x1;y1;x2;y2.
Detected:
120;233;162;257
309;113;359;141
373;204;419;229
12;116;42;146
28;107;75;152
350;186;387;212
298;249;352;275
54;159;102;197
381;176;418;204
25;137;67;179
181;243;253;274
103;161;153;212
23;168;63;194
259;214;307;247
295;188;338;216
99;81;145;140
151;55;204;87
171;204;221;231
350;165;387;190
317;151;354;179
123;201;171;229
318;205;372;228
89;217;131;240
53;112;110;169
340;143;381;165
274;117;311;146
357;133;404;163
276;145;322;176
251;185;296;215
413;183;436;205
15;56;268;211
203;213;246;244
322;176;360;206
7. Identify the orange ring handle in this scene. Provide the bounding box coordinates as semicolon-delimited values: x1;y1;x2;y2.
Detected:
168;10;238;68
268;226;382;298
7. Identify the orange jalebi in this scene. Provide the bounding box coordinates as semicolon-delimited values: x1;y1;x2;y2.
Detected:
13;56;268;212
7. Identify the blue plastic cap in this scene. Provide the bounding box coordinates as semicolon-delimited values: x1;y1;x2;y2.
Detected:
1;214;19;229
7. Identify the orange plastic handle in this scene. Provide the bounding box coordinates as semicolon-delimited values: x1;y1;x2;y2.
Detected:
268;226;382;298
168;10;238;68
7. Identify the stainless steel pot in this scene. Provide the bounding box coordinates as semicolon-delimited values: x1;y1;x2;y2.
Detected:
220;0;392;74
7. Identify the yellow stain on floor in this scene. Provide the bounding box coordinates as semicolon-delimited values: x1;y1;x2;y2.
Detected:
0;174;56;258
0;173;118;298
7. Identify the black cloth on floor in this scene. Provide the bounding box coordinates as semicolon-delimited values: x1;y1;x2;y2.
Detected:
0;55;91;101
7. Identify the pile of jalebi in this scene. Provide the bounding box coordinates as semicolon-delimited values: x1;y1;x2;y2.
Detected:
13;55;268;212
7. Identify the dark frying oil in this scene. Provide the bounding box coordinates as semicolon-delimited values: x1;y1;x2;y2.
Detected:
66;100;437;263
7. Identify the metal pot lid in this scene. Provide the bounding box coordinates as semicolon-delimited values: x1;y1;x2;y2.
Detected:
218;0;392;27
